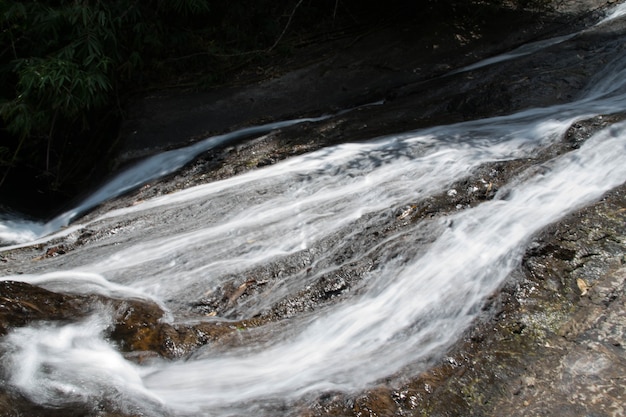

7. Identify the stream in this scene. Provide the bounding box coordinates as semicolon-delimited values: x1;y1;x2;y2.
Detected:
2;3;626;417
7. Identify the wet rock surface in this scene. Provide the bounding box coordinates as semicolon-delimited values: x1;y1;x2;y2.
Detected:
279;114;626;417
2;120;624;416
2;1;626;416
115;0;610;164
0;280;275;415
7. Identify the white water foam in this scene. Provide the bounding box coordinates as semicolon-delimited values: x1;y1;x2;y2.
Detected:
3;118;625;416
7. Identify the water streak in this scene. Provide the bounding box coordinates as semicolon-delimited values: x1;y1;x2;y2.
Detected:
0;116;330;245
137;118;626;413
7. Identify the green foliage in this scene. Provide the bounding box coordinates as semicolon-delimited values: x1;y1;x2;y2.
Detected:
3;1;131;140
0;0;213;188
9;56;111;127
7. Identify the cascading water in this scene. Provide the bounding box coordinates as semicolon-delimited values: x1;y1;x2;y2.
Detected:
0;116;332;245
2;3;626;417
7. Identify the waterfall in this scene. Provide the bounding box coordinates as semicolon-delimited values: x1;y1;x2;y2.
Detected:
2;2;626;416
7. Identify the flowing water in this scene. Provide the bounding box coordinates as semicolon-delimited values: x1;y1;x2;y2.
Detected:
2;4;626;417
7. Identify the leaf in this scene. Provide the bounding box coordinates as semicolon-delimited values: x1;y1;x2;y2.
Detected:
577;278;590;296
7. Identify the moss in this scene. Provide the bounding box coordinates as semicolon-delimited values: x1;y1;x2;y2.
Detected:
519;303;574;342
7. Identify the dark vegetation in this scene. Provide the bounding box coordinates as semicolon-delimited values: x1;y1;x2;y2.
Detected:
0;0;552;217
